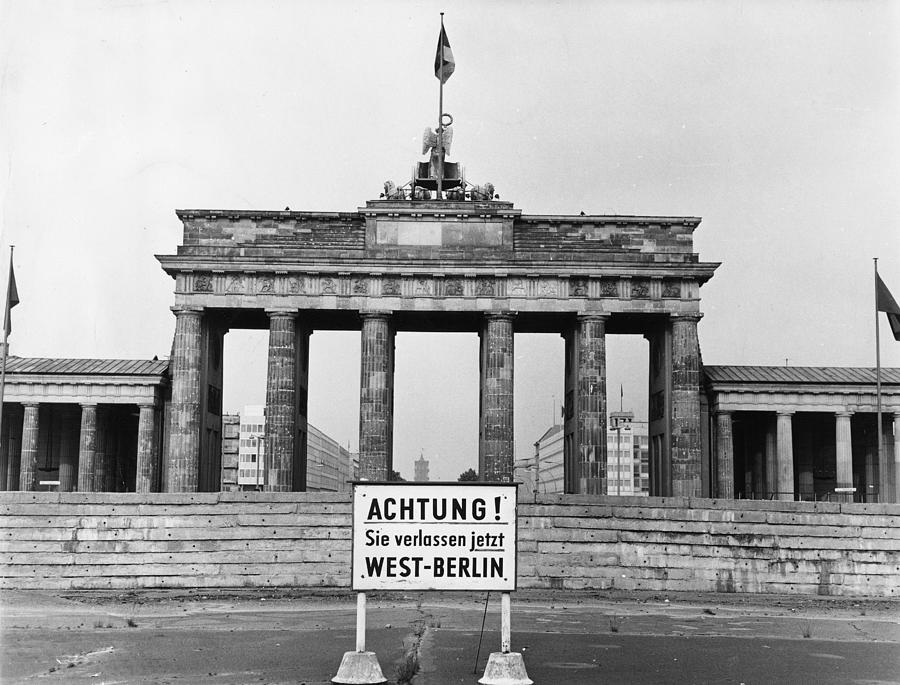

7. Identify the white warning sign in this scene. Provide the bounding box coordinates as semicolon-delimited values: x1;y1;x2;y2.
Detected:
351;483;517;591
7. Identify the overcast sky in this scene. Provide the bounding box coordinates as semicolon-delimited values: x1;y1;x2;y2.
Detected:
2;1;898;480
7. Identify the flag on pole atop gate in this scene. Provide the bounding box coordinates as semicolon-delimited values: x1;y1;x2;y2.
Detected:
876;273;900;341
3;253;17;338
434;25;455;83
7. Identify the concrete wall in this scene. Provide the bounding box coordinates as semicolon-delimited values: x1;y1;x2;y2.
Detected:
2;492;897;596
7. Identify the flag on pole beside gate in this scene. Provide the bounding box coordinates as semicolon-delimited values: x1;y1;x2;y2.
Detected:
434;25;455;83
3;256;17;338
876;273;900;342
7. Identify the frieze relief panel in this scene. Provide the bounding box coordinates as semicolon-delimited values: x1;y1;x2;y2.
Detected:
180;271;695;305
537;278;559;297
662;280;681;299
569;278;588;297
600;279;619;297
193;273;213;292
508;277;527;297
631;280;650;299
444;278;465;296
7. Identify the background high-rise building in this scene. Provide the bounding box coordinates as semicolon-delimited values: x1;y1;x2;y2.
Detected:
228;405;358;492
414;454;430;482
517;413;648;496
221;413;240;491
237;405;266;490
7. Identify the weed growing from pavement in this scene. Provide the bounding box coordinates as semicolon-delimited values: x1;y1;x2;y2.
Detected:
395;649;420;684
126;618;137;628
609;615;620;633
801;621;812;638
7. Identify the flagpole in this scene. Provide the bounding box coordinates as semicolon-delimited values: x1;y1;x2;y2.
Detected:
0;245;14;479
437;12;445;201
875;257;884;502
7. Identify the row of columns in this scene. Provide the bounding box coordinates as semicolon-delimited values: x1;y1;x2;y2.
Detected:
166;307;704;493
714;409;900;502
2;401;158;492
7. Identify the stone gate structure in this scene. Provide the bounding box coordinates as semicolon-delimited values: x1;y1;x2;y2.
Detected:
156;198;719;495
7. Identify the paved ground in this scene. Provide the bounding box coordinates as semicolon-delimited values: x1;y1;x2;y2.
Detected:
1;588;898;684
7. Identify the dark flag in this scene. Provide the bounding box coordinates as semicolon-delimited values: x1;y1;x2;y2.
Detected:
876;273;900;341
434;25;455;83
3;257;17;338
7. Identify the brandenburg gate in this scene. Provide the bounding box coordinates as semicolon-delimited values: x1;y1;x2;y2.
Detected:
157;183;719;496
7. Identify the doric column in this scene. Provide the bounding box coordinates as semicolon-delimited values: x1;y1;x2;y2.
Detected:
92;408;107;492
715;411;734;499
568;314;607;494
776;410;795;501
265;310;297;491
0;404;12;491
165;306;204;492
479;313;515;482
5;405;23;491
18;403;39;491
879;413;893;504
56;409;79;492
359;313;395;480
76;404;97;492
135;403;157;493
764;417;777;497
835;411;853;502
893;413;900;504
670;314;703;497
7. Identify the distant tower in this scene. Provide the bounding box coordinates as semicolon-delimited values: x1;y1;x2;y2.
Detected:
414;453;430;482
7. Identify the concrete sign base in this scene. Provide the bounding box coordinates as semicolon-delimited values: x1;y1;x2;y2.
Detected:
331;651;387;684
479;651;533;685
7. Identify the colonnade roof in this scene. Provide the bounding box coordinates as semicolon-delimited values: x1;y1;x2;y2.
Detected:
704;365;900;386
4;357;169;377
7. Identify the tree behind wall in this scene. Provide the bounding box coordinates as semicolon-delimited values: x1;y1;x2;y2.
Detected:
458;468;478;482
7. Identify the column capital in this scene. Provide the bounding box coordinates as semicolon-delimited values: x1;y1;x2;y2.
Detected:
80;402;98;409
715;410;733;418
137;401;156;410
576;313;609;324
170;305;204;317
265;308;298;318
21;402;40;409
359;310;393;319
484;311;516;321
835;410;854;418
670;312;704;323
776;409;795;417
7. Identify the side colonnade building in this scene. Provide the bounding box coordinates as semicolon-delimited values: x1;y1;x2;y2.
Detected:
0;358;167;493
705;366;900;503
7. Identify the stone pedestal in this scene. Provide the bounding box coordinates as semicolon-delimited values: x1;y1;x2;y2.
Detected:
265;311;298;491
671;314;702;497
19;403;39;491
479;652;533;685
331;651;386;684
77;404;97;492
166;307;203;492
715;411;734;499
566;314;607;494
480;313;515;482
359;313;394;481
135;403;157;493
776;410;795;501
